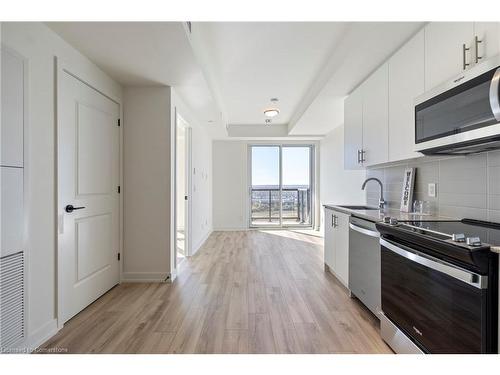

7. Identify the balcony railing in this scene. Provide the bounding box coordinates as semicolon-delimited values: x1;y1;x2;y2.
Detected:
251;188;311;224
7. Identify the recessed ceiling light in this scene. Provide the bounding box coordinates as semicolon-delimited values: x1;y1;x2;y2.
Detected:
264;108;280;118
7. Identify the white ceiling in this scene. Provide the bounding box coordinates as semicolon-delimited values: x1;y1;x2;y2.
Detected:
46;22;223;133
47;21;426;139
290;22;425;135
188;22;349;127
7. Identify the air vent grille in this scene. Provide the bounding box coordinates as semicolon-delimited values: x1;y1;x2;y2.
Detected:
0;251;25;351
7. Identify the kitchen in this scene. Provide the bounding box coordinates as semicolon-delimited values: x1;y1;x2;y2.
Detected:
3;4;500;373
323;21;500;354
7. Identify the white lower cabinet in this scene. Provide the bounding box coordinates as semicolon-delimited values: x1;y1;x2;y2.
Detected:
324;208;349;287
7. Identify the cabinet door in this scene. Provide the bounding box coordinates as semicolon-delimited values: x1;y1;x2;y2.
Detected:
473;22;500;64
1;167;24;258
334;212;350;286
323;208;336;269
344;86;363;170
388;30;425;162
362;63;389;167
1;48;24;168
424;22;474;90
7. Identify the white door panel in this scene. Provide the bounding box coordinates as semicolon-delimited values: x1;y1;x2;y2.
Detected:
1;48;24;167
362;63;389;166
1;167;24;258
58;68;120;323
424;22;474;90
473;22;500;63
334;212;349;286
344;87;363;170
323;208;335;269
388;30;425;162
76;103;114;196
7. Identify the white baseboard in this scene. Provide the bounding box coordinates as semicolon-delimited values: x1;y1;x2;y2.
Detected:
121;272;170;283
27;318;59;352
213;227;248;231
191;228;213;255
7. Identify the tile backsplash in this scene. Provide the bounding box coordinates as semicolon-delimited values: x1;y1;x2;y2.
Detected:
366;150;500;222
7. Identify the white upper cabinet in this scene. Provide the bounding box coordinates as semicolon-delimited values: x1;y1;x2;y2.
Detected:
344;86;363;170
473;22;500;64
424;22;474;90
362;63;389;167
1;48;25;168
388;30;425;162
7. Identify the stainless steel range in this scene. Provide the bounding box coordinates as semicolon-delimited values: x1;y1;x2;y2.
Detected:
376;218;499;354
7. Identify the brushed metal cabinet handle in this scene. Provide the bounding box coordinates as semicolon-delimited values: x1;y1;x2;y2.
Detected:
463;43;470;70
475;36;483;64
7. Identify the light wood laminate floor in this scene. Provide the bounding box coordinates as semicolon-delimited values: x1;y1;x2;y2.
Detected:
41;230;392;354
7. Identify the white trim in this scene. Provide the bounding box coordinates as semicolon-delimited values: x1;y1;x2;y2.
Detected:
121;272;171;283
55;57;123;329
191;229;213;256
27;319;59;352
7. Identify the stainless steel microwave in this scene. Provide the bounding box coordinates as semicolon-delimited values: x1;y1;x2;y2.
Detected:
415;55;500;155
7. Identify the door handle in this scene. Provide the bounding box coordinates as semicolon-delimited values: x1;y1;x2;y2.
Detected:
65;204;86;213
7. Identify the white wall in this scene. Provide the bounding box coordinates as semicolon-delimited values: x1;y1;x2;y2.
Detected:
123;87;171;282
1;22;122;348
171;90;213;255
319;125;366;229
212;141;248;230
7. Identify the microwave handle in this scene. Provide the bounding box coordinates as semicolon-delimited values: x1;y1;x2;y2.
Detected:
490;67;500;121
380;238;487;289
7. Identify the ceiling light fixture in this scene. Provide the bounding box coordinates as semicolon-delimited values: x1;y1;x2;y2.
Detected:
264;108;280;118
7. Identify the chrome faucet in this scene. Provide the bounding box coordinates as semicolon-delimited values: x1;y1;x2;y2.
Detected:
361;177;386;210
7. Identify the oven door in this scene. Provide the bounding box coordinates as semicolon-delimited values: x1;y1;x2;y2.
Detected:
380;238;489;353
415;63;500;154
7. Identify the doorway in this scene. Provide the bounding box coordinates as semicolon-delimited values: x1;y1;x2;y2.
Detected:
249;145;313;228
175;113;192;267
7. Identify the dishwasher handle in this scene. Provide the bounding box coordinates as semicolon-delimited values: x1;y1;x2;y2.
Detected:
349;222;380;238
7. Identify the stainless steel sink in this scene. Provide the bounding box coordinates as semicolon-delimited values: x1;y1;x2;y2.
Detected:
337;205;379;211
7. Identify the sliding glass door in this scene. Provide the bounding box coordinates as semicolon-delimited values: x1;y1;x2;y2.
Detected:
249;145;313;228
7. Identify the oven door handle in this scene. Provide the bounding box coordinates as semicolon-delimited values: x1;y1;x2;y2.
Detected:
349;222;380;238
380;238;487;289
490;67;500;121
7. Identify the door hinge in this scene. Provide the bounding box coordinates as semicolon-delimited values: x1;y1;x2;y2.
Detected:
118;186;121;194
117;253;121;261
117;119;121;127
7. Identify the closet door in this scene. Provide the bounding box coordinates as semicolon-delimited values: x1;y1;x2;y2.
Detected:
1;48;24;168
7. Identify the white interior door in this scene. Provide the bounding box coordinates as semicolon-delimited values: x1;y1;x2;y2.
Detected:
58;68;120;324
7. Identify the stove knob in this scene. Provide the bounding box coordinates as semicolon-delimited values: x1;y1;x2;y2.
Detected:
452;233;466;242
466;237;481;247
383;216;391;224
389;218;399;225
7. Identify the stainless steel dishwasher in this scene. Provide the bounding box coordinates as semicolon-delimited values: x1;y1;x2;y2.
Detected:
348;216;381;317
